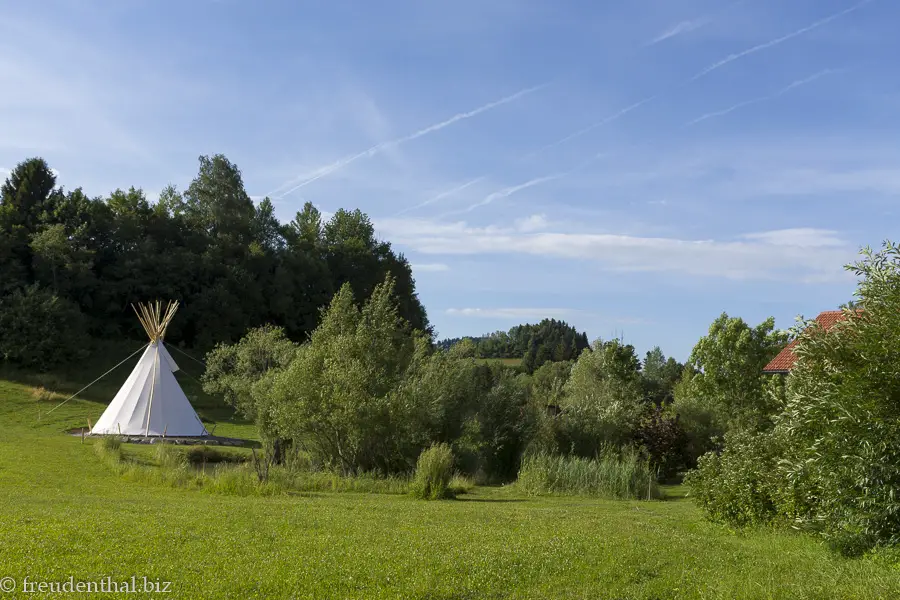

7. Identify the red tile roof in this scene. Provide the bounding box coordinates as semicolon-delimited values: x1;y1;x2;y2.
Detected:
762;310;852;373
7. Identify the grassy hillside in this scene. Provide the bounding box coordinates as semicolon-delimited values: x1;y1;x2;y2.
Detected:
0;366;899;599
0;341;255;439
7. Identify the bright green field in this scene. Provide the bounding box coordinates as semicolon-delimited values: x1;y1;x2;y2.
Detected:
1;361;899;599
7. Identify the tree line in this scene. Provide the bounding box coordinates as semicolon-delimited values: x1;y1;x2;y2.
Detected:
0;156;428;367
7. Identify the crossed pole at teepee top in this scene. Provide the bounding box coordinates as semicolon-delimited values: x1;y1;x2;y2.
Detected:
132;300;180;343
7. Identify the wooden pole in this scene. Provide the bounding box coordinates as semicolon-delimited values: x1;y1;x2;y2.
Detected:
144;345;160;437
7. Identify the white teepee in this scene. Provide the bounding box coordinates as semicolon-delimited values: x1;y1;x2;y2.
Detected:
91;301;208;437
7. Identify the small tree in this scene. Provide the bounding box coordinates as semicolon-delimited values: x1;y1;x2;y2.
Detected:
635;406;688;480
557;339;645;455
265;276;420;474
671;314;788;465
203;324;298;423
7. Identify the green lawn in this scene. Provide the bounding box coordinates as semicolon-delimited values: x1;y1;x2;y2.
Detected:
1;369;899;599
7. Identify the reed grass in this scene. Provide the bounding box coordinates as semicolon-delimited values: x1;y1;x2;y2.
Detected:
517;448;660;500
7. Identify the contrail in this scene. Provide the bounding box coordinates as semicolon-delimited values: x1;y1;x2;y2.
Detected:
686;0;873;84
646;1;744;47
454;152;608;215
456;175;562;214
398;2;872;217
268;84;547;199
525;0;871;159
684;69;838;127
394;176;485;216
528;95;658;158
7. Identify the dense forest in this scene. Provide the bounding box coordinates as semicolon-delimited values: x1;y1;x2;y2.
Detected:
0;156;428;365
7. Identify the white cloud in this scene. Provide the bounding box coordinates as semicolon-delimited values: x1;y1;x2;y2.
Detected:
411;263;450;272
687;1;874;84
514;214;550;232
396;176;486;216
0;14;204;165
375;217;858;283
753;167;900;197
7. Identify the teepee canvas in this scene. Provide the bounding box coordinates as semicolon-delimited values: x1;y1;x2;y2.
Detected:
91;301;208;437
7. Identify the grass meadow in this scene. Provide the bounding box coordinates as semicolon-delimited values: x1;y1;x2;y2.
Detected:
1;356;899;599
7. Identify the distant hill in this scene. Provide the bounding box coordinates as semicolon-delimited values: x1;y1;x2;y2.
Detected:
436;319;589;373
435;336;486;352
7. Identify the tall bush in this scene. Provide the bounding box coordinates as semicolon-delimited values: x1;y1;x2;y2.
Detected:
685;429;789;527
203;324;298;423
635;406;688;480
410;443;455;500
775;242;900;553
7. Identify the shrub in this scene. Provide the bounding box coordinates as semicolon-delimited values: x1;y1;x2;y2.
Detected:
517;449;659;500
0;285;87;369
202;324;298;422
411;443;455;500
635;405;689;480
262;279;424;475
453;367;538;481
685;429;788;528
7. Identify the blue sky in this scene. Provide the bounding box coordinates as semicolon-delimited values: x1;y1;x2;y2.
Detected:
1;0;897;361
